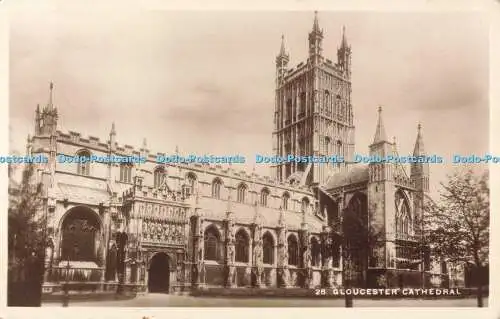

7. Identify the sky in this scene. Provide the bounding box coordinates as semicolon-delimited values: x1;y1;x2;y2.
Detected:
8;3;489;198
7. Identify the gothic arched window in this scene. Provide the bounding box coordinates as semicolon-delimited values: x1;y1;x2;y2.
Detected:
310;237;321;267
204;226;220;261
76;150;91;176
119;163;133;183
301;197;310;213
237;183;247;203
395;190;411;235
212;178;222;199
235;229;249;263
153;166;165;188
184;172;197;197
260;188;270;207
282;192;290;210
287;235;299;266
263;232;274;264
325;137;331;154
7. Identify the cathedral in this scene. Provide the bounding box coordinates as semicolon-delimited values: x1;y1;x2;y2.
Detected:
27;12;449;296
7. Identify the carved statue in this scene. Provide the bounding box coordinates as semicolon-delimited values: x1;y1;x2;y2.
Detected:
228;244;235;263
281;246;289;266
254;244;263;266
304;249;312;269
198;245;203;261
253;225;262;243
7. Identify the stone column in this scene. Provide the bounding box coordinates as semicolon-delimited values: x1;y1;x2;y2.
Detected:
276;224;290;288
224;212;236;288
190;214;202;288
252;223;264;288
321;226;335;288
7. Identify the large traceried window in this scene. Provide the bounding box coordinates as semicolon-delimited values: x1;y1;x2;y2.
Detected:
204;226;220;262
211;178;222;199
76;150;91;176
153;166;165;188
260;188;270;207
263;232;274;264
395;190;411;235
237;183;247;203
235;229;249;263
61;207;100;262
119;163;133;183
287;234;299;266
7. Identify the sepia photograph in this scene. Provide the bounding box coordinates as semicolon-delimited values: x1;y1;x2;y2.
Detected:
6;3;490;310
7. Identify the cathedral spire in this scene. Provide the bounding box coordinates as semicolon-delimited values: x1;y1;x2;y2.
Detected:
279;34;287;56
276;34;289;67
413;123;425;156
341;25;348;47
313;11;320;33
373;106;388;144
47;81;54;110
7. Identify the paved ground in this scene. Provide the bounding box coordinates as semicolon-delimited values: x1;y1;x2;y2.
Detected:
42;293;486;307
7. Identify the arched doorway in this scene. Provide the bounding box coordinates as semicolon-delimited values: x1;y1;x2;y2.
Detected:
60;206;101;263
343;193;369;288
148;253;170;293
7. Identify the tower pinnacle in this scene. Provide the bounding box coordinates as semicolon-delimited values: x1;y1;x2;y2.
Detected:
313;11;320;32
413;123;425;156
47;81;54;110
308;11;324;64
341;25;348;47
373;106;388;144
279;34;286;56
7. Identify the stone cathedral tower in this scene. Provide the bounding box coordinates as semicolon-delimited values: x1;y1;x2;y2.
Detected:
272;12;355;186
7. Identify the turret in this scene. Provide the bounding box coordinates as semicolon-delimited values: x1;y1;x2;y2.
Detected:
308;11;323;65
337;26;352;78
276;35;289;85
410;123;429;192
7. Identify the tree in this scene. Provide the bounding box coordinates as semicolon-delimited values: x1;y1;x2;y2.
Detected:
423;168;489;307
8;162;47;306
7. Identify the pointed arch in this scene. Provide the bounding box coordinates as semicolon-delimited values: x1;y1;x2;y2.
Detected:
310;236;321;267
301;196;310;213
262;231;275;265
282;191;290;210
395;189;411;235
287;233;299;266
153;166;166;188
204;224;221;262
237;183;248;203
76;149;91;176
211;177;223;199
235;228;250;263
260;187;270;207
119;163;133;183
